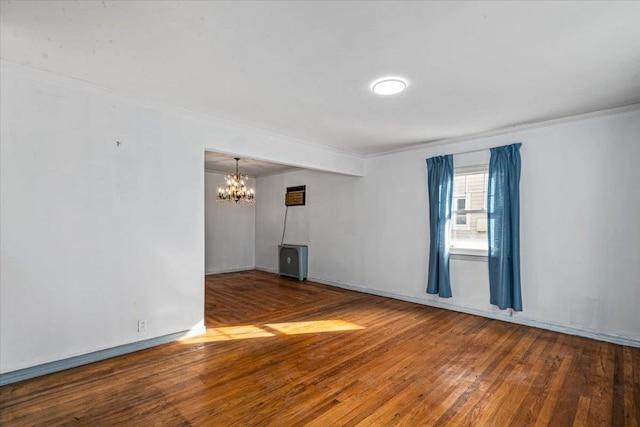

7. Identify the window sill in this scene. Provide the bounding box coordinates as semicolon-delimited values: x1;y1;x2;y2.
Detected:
450;248;488;261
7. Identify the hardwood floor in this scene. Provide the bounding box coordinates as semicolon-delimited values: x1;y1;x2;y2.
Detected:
1;270;639;426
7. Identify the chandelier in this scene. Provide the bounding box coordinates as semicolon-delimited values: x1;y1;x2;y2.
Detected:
217;157;255;203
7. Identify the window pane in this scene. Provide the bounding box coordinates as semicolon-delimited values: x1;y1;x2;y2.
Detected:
450;168;488;251
451;212;488;250
453;175;466;194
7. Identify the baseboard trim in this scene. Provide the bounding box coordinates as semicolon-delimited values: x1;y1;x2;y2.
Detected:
205;266;255;275
255;266;278;274
0;325;206;386
308;276;640;349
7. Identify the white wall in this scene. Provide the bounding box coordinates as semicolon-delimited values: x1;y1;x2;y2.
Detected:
205;171;255;274
0;62;363;374
255;170;363;285
256;109;640;345
0;66;205;373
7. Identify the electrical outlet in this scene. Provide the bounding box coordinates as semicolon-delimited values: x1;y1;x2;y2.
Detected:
138;319;147;332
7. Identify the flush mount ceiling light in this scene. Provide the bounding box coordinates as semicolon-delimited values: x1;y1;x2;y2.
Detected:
371;78;407;95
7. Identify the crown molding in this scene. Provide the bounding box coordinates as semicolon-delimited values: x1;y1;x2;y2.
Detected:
366;103;640;159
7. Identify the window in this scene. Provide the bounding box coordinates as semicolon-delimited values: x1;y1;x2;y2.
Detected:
451;165;489;254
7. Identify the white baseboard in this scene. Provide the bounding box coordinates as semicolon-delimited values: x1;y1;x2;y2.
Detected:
0;325;206;386
255;266;278;274
205;266;255;275
308;276;640;349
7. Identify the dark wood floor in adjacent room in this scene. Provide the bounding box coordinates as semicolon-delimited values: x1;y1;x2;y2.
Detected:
1;270;639;426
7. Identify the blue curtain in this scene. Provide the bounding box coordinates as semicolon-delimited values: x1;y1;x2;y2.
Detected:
488;143;522;311
426;155;453;298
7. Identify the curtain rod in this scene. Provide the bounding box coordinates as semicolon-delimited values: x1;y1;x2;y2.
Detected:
426;147;491;158
451;147;491;155
433;142;522;157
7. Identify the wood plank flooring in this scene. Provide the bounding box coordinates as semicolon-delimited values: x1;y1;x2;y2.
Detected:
1;270;639;426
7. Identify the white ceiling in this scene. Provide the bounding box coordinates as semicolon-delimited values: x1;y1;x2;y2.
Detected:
204;152;297;177
1;1;639;155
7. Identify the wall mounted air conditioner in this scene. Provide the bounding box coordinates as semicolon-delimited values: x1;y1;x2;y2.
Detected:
278;244;308;281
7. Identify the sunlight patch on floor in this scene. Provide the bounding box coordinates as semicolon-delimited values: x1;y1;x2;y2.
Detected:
266;320;364;335
180;325;274;344
180;320;364;344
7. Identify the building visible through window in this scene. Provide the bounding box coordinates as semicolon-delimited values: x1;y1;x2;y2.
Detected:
451;165;488;252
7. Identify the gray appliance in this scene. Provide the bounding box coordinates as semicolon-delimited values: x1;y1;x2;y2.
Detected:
278;244;308;281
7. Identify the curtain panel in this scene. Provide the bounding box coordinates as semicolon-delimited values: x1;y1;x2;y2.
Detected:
487;143;523;311
426;155;454;298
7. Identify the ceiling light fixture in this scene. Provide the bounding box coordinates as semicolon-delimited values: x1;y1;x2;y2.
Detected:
371;78;407;95
217;157;255;203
